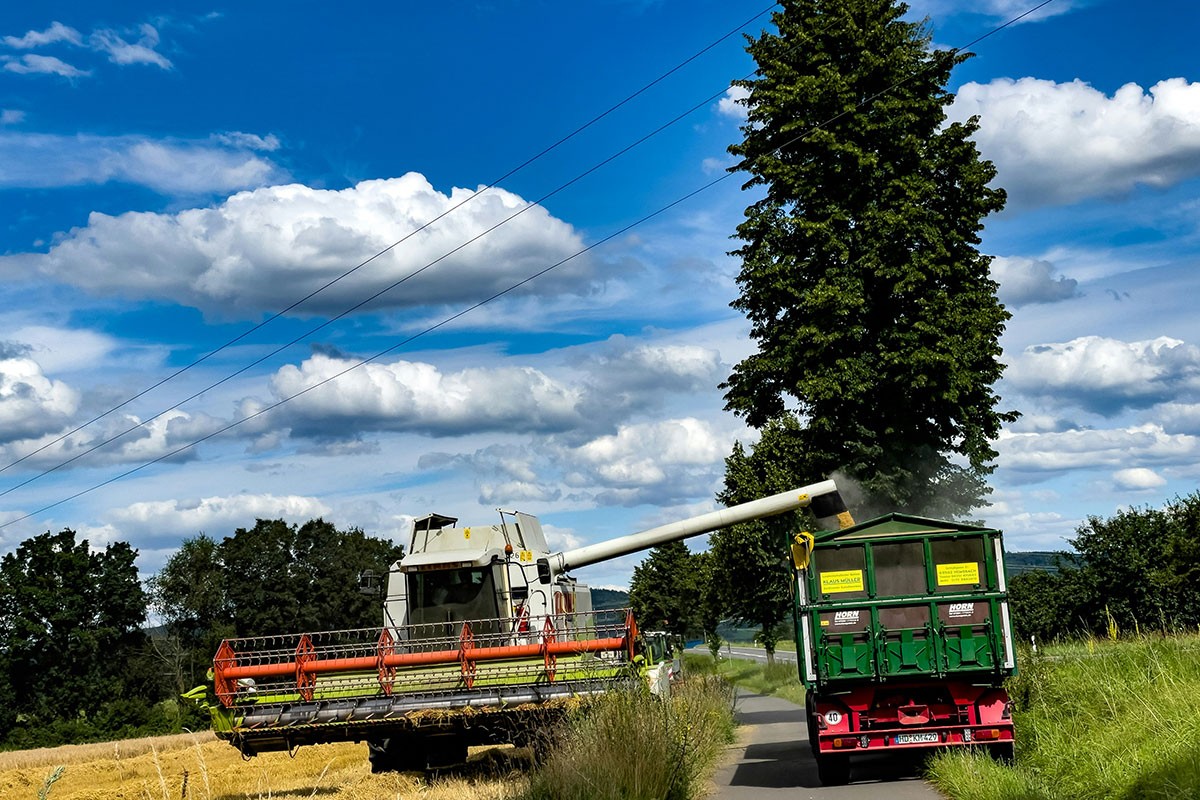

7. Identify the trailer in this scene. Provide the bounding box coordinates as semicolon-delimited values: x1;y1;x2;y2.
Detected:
791;514;1017;785
192;479;855;771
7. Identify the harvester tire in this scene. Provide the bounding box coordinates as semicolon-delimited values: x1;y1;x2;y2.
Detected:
816;753;850;786
368;737;426;773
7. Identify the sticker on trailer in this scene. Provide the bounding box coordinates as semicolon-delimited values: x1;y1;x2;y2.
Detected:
936;562;980;586
519;550;533;562
832;610;861;626
946;602;976;619
820;569;864;593
823;710;842;725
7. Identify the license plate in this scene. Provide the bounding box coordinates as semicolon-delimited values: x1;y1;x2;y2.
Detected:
894;732;939;745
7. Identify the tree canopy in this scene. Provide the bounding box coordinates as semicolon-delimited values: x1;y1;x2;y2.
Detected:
722;0;1014;518
1008;493;1200;641
0;530;150;744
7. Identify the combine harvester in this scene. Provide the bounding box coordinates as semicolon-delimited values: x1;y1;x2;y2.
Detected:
194;479;854;771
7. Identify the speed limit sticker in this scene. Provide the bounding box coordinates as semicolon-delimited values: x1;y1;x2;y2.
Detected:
824;710;842;725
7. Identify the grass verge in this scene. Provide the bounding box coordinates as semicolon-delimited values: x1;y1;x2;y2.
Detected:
687;653;806;706
926;634;1200;800
523;675;736;800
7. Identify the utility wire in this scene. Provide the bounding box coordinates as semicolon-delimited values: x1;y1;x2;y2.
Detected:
0;2;779;480
0;0;1056;530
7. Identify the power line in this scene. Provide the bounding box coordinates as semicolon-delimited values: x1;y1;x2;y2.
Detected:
0;0;1056;531
0;2;779;480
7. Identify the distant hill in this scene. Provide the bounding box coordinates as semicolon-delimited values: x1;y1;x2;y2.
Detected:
1005;550;1069;576
591;587;630;610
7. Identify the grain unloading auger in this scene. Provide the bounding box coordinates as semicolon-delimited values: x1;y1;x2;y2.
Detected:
195;479;854;770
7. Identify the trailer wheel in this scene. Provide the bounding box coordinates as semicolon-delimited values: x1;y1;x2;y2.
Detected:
816;753;850;786
988;742;1015;764
804;693;819;756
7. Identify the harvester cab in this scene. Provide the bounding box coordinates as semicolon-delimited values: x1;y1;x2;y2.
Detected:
384;509;590;640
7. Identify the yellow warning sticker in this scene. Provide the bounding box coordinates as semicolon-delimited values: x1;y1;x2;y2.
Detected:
820;569;864;593
519;550;533;563
464;527;471;540
937;562;980;586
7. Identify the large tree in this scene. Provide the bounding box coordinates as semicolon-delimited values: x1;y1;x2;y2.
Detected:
218;518;404;637
628;541;704;639
722;0;1015;518
0;530;148;734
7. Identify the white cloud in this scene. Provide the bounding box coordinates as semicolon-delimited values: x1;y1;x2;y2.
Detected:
2;54;89;77
568;417;728;488
213;131;281;151
0;109;25;125
996;424;1198;472
1006;336;1200;414
2;174;591;317
2;21;83;49
716;85;749;121
89;24;171;69
109;493;331;534
0;131;286;194
0;407;224;470
1112;467;1167;491
8;325;120;373
909;0;1087;24
580;341;723;398
0;353;80;443
268;353;587;437
992;256;1080;307
951;78;1200;209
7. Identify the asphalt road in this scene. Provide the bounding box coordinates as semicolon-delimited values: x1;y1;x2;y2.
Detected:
707;687;944;799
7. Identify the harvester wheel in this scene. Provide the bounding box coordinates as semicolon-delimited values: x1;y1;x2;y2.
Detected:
816;753;850;786
367;736;426;773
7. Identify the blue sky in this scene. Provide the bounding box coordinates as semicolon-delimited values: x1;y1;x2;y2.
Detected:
3;0;1200;590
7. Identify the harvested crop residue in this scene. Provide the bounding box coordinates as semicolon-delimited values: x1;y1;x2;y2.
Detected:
0;732;528;800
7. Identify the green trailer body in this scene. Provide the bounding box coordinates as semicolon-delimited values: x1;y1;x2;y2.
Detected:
792;514;1017;785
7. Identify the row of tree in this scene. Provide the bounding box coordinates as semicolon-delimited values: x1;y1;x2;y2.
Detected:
0;519;401;749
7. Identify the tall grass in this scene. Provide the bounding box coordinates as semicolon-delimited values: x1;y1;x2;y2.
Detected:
524;676;735;800
927;634;1200;800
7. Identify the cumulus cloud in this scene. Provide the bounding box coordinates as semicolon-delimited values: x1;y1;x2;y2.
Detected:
266;353;587;438
564;417;730;505
0;131;286;194
996;424;1198;473
0;407;223;470
1006;336;1200;414
0;353;80;443
716;85;749;121
1;174;591;317
950;78;1200;210
1112;467;1167;491
991;256;1080;307
2;54;89;77
1;109;25;125
575;342;724;422
110;493;331;533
